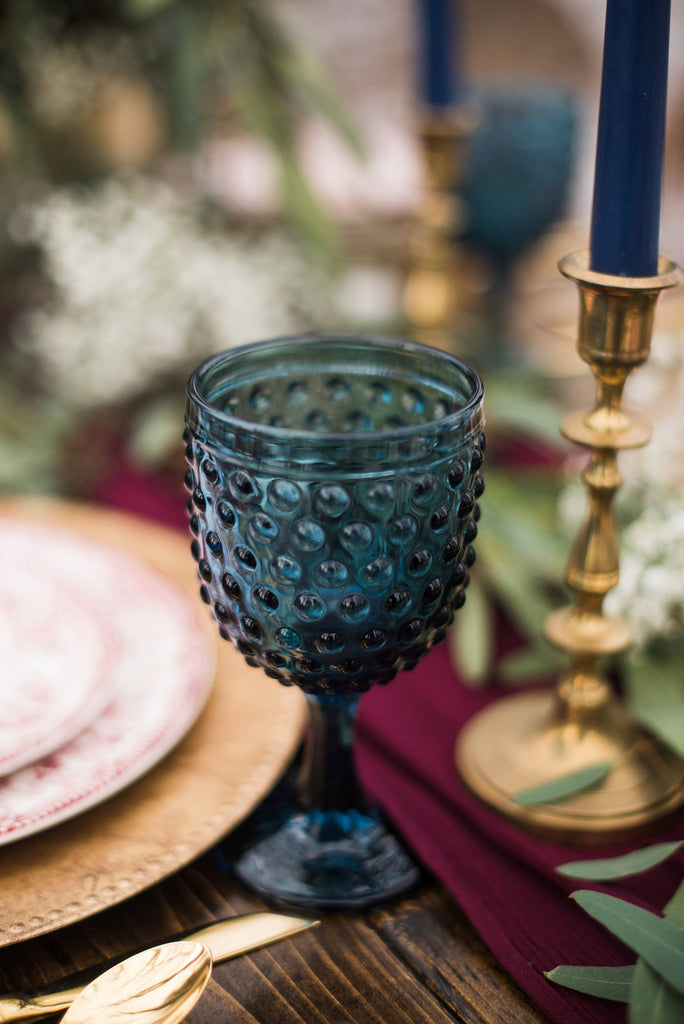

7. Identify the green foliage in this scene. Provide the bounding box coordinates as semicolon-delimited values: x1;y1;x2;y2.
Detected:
448;576;493;685
459;466;566;666
571;891;684;997
511;761;614;807
629;958;684;1024
664;879;684;916
549;845;684;1022
482;373;569;447
544;964;634;1002
624;646;684;760
557;842;683;882
0;379;75;494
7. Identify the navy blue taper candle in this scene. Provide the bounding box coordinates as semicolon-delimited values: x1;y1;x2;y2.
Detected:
417;0;461;108
589;0;671;277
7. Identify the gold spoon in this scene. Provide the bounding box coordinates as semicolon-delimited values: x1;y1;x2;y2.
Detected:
61;942;212;1024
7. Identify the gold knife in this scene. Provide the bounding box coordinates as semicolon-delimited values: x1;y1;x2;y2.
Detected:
0;912;318;1023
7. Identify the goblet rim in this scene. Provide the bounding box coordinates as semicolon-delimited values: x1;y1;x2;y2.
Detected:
187;332;484;445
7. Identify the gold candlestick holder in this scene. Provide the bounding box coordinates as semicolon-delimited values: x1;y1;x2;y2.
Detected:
456;248;684;843
403;107;476;351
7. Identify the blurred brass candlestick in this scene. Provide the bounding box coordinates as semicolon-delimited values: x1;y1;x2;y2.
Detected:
403;108;475;351
457;248;684;842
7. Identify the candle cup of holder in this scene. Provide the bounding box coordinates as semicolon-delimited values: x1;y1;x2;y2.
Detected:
185;334;485;908
456;249;684;843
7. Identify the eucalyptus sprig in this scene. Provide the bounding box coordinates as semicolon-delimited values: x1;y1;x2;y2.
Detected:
547;841;684;1023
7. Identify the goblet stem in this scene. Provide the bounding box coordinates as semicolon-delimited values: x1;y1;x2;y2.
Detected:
297;694;366;815
231;691;421;911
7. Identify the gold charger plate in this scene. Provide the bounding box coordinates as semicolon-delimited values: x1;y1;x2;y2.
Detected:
0;498;306;948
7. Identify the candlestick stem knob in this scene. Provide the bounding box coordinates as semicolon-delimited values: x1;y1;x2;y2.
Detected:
403;108;477;350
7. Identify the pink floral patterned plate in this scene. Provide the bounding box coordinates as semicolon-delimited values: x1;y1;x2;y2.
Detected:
0;520;215;846
0;568;115;776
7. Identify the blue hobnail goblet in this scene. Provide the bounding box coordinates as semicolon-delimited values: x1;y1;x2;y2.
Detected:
184;334;485;910
460;86;578;333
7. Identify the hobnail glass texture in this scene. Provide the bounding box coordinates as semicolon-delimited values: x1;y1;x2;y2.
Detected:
184;334;485;910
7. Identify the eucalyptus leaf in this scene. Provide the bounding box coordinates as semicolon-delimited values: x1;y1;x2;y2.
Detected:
474;470;567;646
664;880;684;917
287;55;363;157
475;536;556;640
478;471;568;571
482;376;566;444
122;0;176;18
129;395;184;468
544;964;633;1002
448;577;493;685
556;841;683;881
279;157;340;264
163;3;212;153
667;908;684;930
629;957;684;1024
512;761;614;807
572;891;684;996
497;642;565;684
624;656;684;760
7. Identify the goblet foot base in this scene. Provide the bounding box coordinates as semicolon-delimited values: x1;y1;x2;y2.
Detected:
233;808;421;912
456;690;684;844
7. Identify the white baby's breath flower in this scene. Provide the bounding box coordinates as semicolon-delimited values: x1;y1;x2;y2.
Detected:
619;329;684;498
558;326;684;649
14;177;334;408
603;499;684;645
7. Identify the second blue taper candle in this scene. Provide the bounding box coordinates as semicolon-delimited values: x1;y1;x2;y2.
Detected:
417;0;462;109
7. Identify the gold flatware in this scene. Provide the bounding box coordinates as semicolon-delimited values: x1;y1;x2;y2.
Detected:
0;912;318;1022
61;942;211;1024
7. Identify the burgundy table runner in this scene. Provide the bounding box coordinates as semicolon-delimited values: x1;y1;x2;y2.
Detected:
357;641;684;1024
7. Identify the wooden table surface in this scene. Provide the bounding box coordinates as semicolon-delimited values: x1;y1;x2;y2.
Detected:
0;853;550;1024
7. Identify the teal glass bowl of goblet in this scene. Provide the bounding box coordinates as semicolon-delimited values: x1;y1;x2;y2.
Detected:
184;334;485;910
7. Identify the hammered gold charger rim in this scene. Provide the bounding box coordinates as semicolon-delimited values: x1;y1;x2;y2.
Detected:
0;498;306;947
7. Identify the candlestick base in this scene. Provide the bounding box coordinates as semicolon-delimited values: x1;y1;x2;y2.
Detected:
456;689;684;844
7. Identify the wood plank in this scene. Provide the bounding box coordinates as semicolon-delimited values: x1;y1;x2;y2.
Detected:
192;915;462;1024
370;884;549;1024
